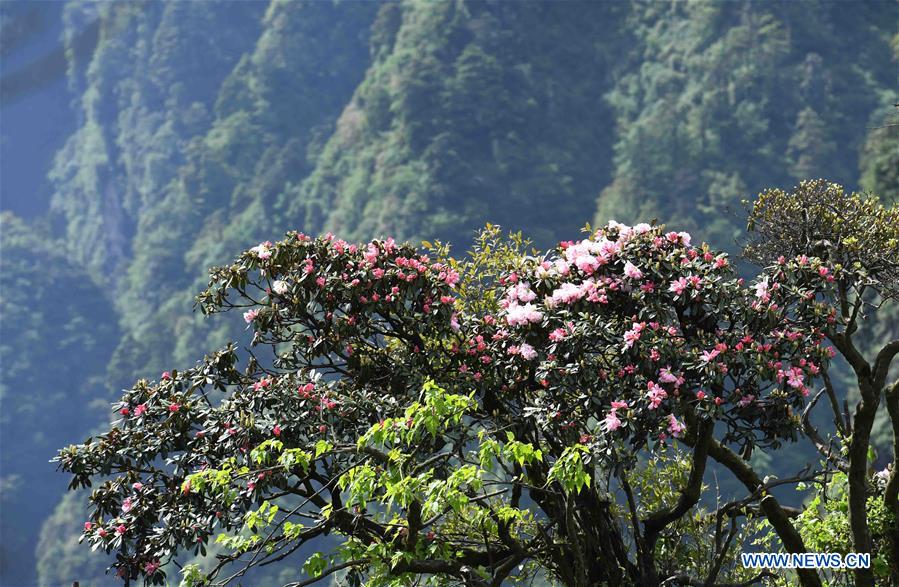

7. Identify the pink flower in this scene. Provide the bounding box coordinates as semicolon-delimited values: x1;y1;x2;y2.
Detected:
519;343;537;361
554;259;571;275
667;415;685;438
161;371;171;380
646;382;668;409
658;367;682;386
818;266;829;276
84;522;93;532
506;303;544;327
623;261;643;280
132;482;143;491
315;276;326;287
623;322;645;349
549;328;568;342
669;277;688;296
122;497;134;513
550;282;585;305
243;309;260;323
144;560;160;575
738;394;756;407
250;243;272;260
273;425;281;437
700;349;720;364
754;277;770;300
508;282;537;303
115;524;127;536
168;403;180;413
602;410;622;432
786;368;805;389
134;404;147;417
450;313;460;332
611;400;629;410
695;390;706;401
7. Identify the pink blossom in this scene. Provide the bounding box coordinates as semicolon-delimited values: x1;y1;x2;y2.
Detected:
550;282;585;305
122;497;134;513
737;394;756;407
754;277;770;300
549;328;568;342
623;322;646;349
700;349;720;364
519;343;537;361
161;371;171;380
84;522;93;532
132;482;143;491
646;382;668;409
667;415;685;437
611;400;629;410
272;280;289;295
145;560;160;575
818;266;829;276
168;403;180;413
506;303;544;326
669;277;688;296
134;404;147;417
658;367;682;386
243;309;260;323
554;259;571;276
115;524;127;536
602;410;622;432
450;313;460;332
273;425;281;437
623;261;643;280
250;242;272;260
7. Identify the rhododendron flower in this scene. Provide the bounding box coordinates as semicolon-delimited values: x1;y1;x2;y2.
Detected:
738;394;756;407
519;343;537;361
554;259;571;275
700;349;720;364
132;482;143;491
134;404;147;417
243;309;260;323
272;280;289;295
115;525;127;536
122;497;133;513
161;371;171;380
250;242;272;260
273;425;281;437
145;561;160;575
168;403;180;413
507;282;537;303
658;366;682;386
548;328;567;342
450;313;460;332
754;277;770;300
646;382;667;409
623;261;643;280
667;415;685;437
611;400;629;410
623;322;645;349
550;282;584;305
602;410;622;432
84;522;92;532
669;277;688;295
506;303;543;326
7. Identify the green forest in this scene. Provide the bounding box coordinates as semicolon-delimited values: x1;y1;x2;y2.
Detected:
0;1;897;585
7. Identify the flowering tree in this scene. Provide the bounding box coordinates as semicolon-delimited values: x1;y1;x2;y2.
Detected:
745;180;899;587
58;201;865;586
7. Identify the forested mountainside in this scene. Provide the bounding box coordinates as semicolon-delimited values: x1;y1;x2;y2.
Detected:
0;1;896;584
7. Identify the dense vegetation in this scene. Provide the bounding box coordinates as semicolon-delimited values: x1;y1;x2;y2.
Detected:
0;0;896;585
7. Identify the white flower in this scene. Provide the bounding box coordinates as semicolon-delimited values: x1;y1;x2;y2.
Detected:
272;280;289;295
